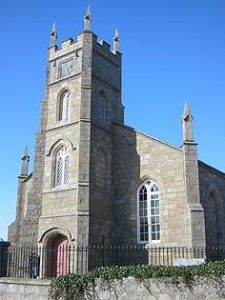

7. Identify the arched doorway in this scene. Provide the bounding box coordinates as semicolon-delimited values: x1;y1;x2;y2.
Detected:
47;234;69;277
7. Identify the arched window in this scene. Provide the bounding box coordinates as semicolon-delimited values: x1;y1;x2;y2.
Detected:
55;146;69;187
96;92;106;123
58;91;70;122
137;180;160;244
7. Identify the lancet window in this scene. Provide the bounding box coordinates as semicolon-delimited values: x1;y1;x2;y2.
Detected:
55;146;69;187
137;180;160;244
59;91;70;122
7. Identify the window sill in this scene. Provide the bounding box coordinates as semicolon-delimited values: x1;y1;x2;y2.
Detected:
52;184;70;191
137;240;160;246
56;120;69;126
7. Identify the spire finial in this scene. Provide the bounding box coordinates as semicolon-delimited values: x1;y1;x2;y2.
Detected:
23;145;29;157
183;100;192;120
86;6;91;17
114;28;119;39
113;28;120;54
21;146;30;176
84;6;92;32
49;22;57;48
182;100;194;143
51;22;56;34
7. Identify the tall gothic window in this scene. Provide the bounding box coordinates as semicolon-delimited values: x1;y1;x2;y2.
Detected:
96;92;106;123
55;146;69;187
59;91;69;122
137;180;160;244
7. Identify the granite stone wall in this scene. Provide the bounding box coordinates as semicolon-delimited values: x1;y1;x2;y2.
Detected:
88;38;122;246
1;277;225;300
0;278;50;300
112;124;188;246
199;161;225;248
89;277;225;300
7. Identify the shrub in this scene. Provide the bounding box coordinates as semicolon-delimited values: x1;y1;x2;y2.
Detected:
49;260;225;300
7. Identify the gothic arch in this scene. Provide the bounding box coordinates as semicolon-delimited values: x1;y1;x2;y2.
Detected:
137;179;161;244
139;175;162;189
56;88;71;104
54;146;69;186
38;226;73;246
56;89;71;122
46;139;75;188
38;227;73;278
47;138;76;157
129;175;163;197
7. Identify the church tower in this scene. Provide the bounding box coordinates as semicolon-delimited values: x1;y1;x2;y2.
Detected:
36;8;124;252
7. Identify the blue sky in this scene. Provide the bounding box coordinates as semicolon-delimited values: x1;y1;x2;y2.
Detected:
0;0;225;240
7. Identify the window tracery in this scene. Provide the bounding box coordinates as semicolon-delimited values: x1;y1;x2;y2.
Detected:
55;146;69;187
137;180;160;244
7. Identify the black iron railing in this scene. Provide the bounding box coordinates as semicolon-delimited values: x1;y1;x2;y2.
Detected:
2;245;225;279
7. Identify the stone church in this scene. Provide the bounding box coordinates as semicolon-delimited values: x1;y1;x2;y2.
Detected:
8;8;225;254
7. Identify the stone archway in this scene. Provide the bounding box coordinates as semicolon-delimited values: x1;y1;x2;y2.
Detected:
47;234;69;277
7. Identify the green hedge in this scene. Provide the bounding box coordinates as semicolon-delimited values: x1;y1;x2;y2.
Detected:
49;261;225;300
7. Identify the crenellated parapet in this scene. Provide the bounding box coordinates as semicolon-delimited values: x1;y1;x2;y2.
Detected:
48;32;121;62
47;35;121;89
47;6;121;85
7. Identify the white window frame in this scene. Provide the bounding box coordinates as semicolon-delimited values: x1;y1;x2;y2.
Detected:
58;91;70;122
137;180;160;244
55;146;69;187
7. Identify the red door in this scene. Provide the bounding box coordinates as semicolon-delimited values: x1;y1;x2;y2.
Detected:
51;236;68;277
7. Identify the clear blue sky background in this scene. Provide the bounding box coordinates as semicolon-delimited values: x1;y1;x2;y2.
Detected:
0;0;225;240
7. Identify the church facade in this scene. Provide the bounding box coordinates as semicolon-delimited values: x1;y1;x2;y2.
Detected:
8;9;225;255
